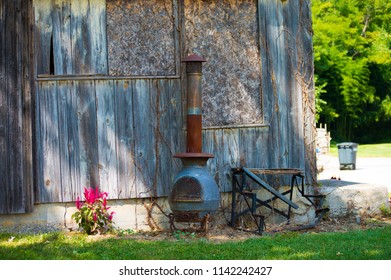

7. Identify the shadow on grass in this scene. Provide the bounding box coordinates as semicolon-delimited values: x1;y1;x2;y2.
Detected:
1;227;391;260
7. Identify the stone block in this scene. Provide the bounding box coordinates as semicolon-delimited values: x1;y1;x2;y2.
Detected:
318;180;389;218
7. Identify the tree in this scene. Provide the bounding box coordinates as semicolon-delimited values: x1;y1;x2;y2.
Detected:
312;0;391;142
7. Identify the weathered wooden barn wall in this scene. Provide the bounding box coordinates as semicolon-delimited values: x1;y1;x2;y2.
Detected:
258;0;315;177
35;78;183;202
0;0;34;213
200;0;315;186
1;0;315;213
34;0;107;75
33;0;184;203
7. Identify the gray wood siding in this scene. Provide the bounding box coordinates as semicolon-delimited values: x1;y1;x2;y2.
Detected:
35;78;183;202
34;0;107;75
0;0;34;213
1;0;315;209
258;0;314;181
33;0;315;203
202;126;270;193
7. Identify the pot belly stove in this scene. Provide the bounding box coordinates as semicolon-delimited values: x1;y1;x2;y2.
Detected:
168;54;220;230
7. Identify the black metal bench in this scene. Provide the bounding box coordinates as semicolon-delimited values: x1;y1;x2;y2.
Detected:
230;167;327;234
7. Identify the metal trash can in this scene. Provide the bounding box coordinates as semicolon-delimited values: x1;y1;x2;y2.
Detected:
337;142;358;170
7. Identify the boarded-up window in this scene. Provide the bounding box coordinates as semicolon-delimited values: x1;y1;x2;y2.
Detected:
34;0;108;75
107;0;178;76
185;0;262;127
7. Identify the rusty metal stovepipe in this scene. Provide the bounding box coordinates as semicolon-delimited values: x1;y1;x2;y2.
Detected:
183;54;205;153
175;54;213;159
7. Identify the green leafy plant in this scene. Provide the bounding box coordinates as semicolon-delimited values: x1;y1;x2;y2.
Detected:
115;228;135;237
173;230;196;240
72;187;115;235
380;203;391;218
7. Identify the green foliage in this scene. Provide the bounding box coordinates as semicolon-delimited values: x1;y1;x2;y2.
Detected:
313;0;391;141
115;228;136;237
172;230;196;240
379;204;391;218
72;187;115;235
329;143;391;157
381;95;391;119
315;75;338;123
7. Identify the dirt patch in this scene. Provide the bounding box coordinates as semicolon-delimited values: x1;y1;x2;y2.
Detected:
83;215;391;243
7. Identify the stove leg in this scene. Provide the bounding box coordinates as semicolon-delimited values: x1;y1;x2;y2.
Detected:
201;213;210;232
169;213;178;232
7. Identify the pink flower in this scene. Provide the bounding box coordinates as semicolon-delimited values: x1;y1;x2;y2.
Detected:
93;213;97;221
84;187;98;204
95;188;100;199
108;212;115;221
76;197;81;210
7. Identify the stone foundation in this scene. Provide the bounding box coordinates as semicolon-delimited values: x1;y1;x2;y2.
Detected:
0;189;317;232
3;181;385;233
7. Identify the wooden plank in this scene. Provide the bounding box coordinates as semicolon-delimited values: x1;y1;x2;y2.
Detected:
248;168;304;176
258;0;289;168
156;79;170;196
70;0;107;74
258;0;276;157
239;127;269;168
96;80;118;198
298;1;317;185
70;0;90;74
168;78;183;185
75;80;99;188
114;80;136;198
156;79;178;196
8;0;24;211
21;0;34;213
35;0;107;75
0;0;9;213
34;0;53;75
220;128;240;192
52;0;72;74
133;79;157;198
1;0;34;212
34;81;43;204
201;129;220;189
285;1;315;183
57;81;82;201
57;81;71;200
169;79;184;154
283;2;304;171
88;0;107;74
37;81;62;203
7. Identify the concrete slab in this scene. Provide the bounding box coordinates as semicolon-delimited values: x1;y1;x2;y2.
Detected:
317;155;391;192
317;154;391;218
318;179;389;217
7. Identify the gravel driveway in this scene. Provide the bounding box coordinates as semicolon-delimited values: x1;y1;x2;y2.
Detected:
317;154;391;192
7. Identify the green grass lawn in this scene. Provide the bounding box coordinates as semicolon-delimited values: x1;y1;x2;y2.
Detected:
329;143;391;157
1;226;391;260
